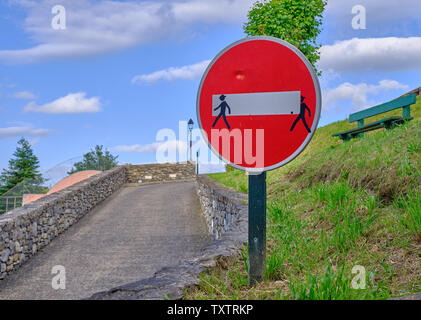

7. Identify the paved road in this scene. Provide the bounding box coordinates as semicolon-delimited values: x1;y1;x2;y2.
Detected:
0;181;211;300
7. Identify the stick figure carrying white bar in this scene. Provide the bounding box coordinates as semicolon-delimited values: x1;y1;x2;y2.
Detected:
290;96;311;133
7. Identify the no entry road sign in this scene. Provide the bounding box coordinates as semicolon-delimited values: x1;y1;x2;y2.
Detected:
197;36;321;173
196;36;321;286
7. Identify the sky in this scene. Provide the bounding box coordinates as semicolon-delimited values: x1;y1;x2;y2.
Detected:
1;0;420;183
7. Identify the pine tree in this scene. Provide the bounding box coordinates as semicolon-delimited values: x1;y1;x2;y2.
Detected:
0;138;45;195
68;145;118;174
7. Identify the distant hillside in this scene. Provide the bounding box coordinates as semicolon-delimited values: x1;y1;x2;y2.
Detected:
187;95;421;300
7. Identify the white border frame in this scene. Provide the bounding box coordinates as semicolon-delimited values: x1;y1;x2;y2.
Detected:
196;36;322;173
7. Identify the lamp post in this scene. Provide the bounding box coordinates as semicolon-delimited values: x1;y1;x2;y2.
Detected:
188;119;194;162
196;151;199;175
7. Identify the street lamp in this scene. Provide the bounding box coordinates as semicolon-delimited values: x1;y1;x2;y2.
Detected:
188;119;194;162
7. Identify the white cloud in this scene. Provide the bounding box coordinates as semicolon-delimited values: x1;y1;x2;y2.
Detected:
319;37;421;72
0;126;51;139
23;92;101;114
12;91;37;99
114;140;188;154
114;143;163;154
326;0;421;26
171;0;252;24
1;0;254;64
323;80;409;112
132;60;211;84
137;36;421;85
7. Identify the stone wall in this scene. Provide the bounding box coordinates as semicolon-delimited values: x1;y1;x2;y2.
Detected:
196;175;247;240
126;163;196;184
0;166;126;280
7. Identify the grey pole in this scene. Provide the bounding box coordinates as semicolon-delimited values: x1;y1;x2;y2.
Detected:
248;171;266;286
196;151;199;174
189;130;193;162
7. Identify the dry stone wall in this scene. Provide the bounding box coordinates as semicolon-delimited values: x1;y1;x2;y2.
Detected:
196;175;247;240
126;163;195;184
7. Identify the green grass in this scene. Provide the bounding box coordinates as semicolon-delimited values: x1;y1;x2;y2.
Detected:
186;97;421;300
393;190;421;241
288;264;382;300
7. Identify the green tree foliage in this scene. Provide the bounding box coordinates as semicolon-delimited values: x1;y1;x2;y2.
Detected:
68;145;118;174
0;138;46;195
244;0;327;75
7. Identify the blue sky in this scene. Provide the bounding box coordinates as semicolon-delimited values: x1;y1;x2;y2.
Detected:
1;0;420;182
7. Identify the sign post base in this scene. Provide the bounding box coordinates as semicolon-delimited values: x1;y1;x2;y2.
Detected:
248;171;266;286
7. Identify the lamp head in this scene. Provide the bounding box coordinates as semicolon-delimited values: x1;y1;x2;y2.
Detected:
188;118;194;130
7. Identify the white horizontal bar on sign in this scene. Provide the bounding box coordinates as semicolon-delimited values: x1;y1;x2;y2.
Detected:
212;91;301;116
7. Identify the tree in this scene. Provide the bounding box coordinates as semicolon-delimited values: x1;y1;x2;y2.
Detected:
0;138;45;195
68;145;118;174
244;0;327;75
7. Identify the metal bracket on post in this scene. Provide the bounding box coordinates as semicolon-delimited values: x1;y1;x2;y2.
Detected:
248;171;266;286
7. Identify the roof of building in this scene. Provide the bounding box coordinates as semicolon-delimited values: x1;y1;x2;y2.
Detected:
47;170;101;195
23;170;102;205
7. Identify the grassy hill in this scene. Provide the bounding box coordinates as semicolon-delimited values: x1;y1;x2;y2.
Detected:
186;96;421;300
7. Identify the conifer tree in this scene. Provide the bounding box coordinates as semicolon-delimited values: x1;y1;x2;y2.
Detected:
0;138;45;195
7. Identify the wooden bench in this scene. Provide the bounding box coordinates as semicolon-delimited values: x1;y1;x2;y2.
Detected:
332;94;416;142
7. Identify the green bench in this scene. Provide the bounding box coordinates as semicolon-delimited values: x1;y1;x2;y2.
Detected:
332;94;416;142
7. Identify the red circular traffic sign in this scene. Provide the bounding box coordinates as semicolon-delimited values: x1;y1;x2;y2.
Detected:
197;36;321;173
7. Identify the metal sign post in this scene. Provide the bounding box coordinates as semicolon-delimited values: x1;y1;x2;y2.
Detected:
248;172;266;285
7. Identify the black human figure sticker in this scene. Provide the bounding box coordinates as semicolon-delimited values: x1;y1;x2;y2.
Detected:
290;96;311;133
212;95;231;129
